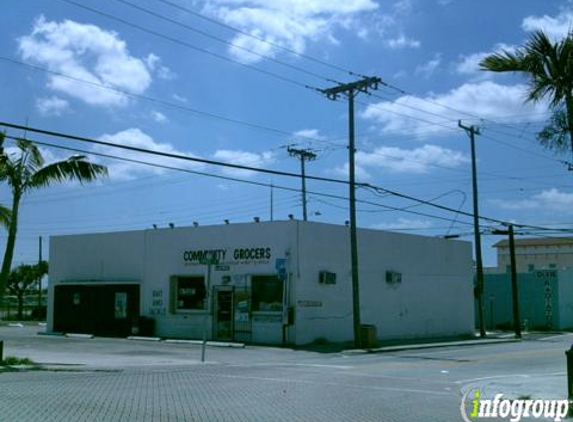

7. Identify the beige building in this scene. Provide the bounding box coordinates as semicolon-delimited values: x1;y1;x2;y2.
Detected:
492;237;573;273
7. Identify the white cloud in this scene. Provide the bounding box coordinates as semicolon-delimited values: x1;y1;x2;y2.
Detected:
172;93;188;103
36;96;70;116
145;53;176;80
293;128;326;140
18;16;161;107
151;110;168;123
491;189;573;214
373;218;434;230
212;149;276;178
455;43;515;77
356;144;469;174
203;0;378;63
94;128;201;179
522;8;573;40
415;54;441;78
362;81;548;137
331;162;373;181
386;34;420;49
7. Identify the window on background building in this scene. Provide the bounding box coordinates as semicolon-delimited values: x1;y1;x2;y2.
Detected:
251;275;283;312
549;264;556;269
170;276;206;312
506;265;511;273
528;264;535;272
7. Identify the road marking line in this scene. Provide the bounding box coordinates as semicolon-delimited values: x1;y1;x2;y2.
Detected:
213;374;455;396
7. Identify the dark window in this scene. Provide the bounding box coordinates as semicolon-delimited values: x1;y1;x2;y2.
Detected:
252;275;283;312
175;276;206;311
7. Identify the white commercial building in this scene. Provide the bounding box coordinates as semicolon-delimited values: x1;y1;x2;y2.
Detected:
47;221;475;345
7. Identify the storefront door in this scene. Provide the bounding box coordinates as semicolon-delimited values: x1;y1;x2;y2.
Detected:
213;286;234;341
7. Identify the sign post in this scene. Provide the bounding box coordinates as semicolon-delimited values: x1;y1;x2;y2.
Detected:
200;254;219;362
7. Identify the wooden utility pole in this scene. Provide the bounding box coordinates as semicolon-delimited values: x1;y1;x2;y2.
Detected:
493;225;522;338
459;120;486;338
319;76;381;348
287;147;317;221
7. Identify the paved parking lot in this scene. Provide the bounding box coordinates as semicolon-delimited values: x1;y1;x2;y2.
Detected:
0;327;570;421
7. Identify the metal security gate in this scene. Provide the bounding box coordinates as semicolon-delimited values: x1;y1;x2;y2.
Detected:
233;286;252;343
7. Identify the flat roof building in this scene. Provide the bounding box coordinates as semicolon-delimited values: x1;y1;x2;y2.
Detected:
47;221;475;346
492;237;573;273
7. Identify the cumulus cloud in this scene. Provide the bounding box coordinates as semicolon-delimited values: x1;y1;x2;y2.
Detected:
333;144;468;179
203;0;378;63
455;43;515;78
386;34;420;49
151;110;168;123
490;188;573;214
362;81;548;137
415;54;441;78
36;96;70;116
94;128;202;179
293;129;326;141
373;218;434;230
522;7;573;40
212;149;276;178
18;16;168;107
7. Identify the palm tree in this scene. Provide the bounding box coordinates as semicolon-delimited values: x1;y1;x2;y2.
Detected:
480;30;573;157
0;136;107;295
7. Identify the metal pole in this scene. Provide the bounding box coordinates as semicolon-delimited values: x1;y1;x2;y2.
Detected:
201;262;212;362
348;90;362;348
508;225;522;338
270;182;274;222
460;121;485;338
38;236;42;309
301;157;307;221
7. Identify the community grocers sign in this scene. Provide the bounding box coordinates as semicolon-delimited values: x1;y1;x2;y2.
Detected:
183;247;272;265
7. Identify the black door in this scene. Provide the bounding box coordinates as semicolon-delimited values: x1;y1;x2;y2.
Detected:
53;284;140;337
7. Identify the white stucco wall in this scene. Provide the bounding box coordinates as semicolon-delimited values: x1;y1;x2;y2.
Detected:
295;222;474;344
48;221;474;345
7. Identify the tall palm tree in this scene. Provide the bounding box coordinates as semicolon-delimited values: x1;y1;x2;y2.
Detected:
480;30;573;157
0;136;107;295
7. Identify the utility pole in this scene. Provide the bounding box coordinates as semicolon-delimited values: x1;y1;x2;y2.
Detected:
38;236;42;309
287;147;317;221
492;225;522;339
459;120;486;338
270;181;274;222
320;76;382;348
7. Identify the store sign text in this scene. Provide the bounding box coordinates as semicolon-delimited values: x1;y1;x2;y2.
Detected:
183;247;272;264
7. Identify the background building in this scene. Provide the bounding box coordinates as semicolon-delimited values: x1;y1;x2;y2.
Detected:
47;221;475;345
492;237;573;273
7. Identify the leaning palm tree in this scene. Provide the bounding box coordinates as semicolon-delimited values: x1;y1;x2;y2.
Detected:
0;136;107;295
480;30;573;158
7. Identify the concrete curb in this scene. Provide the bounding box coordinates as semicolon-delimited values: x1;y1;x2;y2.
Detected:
127;336;162;342
164;339;245;348
65;333;94;339
343;338;522;354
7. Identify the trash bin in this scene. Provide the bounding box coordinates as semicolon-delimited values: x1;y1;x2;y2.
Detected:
138;317;155;337
360;324;377;349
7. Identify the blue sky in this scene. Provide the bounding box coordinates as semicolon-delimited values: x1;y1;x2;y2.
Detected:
0;0;572;268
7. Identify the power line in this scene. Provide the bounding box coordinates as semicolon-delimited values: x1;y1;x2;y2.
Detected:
106;0;341;84
57;0;318;91
2;134;476;228
3;123;571;234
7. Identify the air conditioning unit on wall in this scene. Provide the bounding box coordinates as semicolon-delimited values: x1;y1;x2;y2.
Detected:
385;270;402;284
319;271;336;285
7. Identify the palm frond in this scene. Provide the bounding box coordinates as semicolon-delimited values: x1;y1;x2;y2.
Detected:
0;205;11;229
28;155;108;189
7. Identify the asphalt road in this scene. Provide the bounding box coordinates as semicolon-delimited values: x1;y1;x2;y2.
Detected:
0;327;570;421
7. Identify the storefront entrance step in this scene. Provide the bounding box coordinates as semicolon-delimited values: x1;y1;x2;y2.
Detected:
164;339;245;348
